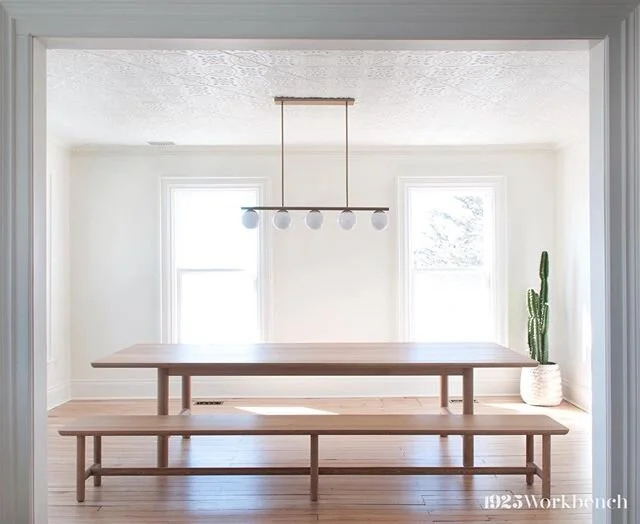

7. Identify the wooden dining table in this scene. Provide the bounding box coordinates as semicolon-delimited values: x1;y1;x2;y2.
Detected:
92;342;537;468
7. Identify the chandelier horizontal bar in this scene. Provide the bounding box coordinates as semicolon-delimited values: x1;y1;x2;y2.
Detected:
242;206;389;212
274;97;355;106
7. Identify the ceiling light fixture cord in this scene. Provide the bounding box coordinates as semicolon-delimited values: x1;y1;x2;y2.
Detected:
241;97;388;232
345;99;349;209
281;99;285;208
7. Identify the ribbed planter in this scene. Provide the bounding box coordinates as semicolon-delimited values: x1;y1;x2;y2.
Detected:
520;363;563;407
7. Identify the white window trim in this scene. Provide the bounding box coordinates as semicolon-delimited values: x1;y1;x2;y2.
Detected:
397;175;508;344
160;176;272;344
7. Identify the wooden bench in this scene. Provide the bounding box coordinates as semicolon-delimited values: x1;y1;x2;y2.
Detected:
59;414;569;503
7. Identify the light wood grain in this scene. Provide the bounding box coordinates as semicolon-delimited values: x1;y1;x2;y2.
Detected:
76;436;85;502
181;375;192;440
96;342;538;467
310;435;319;502
439;375;449;438
93;436;101;487
462;368;475;467
47;397;592;524
526;434;534;485
91;342;537;375
157;368;169;467
542;434;552;499
60;414;569;437
62;414;565;502
84;465;540;476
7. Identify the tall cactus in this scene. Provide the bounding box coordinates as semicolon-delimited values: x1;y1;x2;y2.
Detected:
527;251;549;364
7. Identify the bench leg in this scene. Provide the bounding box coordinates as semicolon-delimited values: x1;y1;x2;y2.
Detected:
93;436;102;487
462;368;474;467
310;434;319;502
76;436;86;503
541;434;551;499
440;374;449;438
157;368;169;467
525;434;534;485
182;376;191;439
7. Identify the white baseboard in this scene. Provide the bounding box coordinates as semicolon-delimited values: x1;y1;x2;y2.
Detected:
71;374;521;400
47;382;71;410
562;378;591;412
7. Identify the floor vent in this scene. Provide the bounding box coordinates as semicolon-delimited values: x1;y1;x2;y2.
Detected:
449;399;479;404
147;140;175;146
194;400;224;406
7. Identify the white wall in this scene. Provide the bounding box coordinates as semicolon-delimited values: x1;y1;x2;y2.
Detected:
69;146;557;399
47;139;71;409
555;138;592;411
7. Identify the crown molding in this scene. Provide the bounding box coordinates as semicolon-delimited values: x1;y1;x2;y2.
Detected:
44;37;591;52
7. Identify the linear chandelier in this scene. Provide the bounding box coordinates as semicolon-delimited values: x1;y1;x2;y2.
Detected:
241;96;389;231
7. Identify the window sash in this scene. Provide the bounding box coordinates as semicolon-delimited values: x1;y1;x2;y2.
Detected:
399;176;506;344
161;178;268;344
175;268;259;344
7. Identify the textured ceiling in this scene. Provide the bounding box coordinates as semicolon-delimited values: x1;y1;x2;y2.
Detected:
47;49;589;147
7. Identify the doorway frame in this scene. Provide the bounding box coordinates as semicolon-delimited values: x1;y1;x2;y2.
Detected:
1;2;639;523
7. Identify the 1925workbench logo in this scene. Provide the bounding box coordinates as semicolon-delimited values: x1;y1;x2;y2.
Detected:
484;494;627;510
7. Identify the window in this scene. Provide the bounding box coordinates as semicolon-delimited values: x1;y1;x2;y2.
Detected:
399;177;506;343
162;179;268;344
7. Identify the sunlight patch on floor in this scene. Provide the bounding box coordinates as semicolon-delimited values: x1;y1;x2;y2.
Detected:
481;402;540;413
235;406;337;415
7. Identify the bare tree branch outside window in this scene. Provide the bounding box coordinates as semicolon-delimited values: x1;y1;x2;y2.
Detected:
413;195;485;270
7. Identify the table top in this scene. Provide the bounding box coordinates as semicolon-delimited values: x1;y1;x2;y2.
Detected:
92;342;537;375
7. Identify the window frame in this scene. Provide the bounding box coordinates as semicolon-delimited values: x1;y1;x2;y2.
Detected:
160;177;272;344
397;176;507;344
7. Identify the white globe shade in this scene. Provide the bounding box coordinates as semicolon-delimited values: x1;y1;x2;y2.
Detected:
371;210;388;231
242;209;259;229
338;210;356;230
273;209;292;230
305;209;324;230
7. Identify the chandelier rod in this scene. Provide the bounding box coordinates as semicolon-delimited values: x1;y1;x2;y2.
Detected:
242;206;389;211
345;99;349;208
280;99;285;208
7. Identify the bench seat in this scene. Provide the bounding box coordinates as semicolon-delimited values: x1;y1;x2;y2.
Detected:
60;414;569;503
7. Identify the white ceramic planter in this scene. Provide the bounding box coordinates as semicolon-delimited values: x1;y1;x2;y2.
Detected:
520;363;563;407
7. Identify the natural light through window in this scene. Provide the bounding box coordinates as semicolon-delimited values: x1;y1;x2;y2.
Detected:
403;179;504;343
236;407;338;415
165;182;264;344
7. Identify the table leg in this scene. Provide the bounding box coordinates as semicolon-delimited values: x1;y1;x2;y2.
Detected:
310;434;319;502
181;375;192;440
526;434;534;485
462;368;474;467
542;434;551;499
93;436;102;487
76;436;86;503
157;368;169;467
440;374;450;437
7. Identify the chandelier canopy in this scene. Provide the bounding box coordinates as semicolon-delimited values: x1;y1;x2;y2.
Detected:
242;97;389;231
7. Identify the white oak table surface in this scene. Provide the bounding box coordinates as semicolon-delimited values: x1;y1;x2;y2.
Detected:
91;342;538;468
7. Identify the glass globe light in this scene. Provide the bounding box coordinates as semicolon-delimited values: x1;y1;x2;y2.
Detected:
371;210;388;231
241;209;259;229
338;209;356;230
273;209;291;230
305;209;323;230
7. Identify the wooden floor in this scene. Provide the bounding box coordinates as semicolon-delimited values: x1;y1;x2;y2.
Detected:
48;397;591;523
